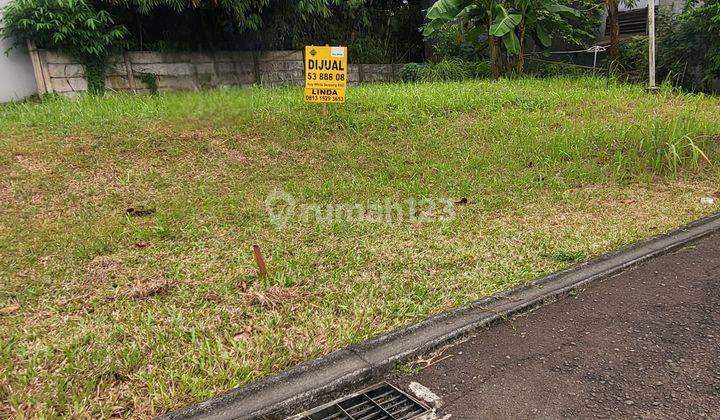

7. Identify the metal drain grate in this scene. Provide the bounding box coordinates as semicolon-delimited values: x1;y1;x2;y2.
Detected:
294;382;429;420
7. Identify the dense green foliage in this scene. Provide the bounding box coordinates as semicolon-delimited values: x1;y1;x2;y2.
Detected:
109;0;282;32
429;22;488;61
399;56;591;83
617;35;649;83
526;59;591;77
101;0;423;62
400;59;491;82
423;0;600;76
614;3;720;92
399;62;427;82
658;0;720;91
0;0;128;57
84;56;110;94
1;0;423;64
0;0;129;94
256;0;423;62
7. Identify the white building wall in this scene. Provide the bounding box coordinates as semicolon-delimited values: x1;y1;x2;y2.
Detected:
620;0;649;12
0;0;37;102
621;0;684;13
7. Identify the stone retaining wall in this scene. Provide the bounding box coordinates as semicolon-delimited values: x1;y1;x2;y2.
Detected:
32;50;403;97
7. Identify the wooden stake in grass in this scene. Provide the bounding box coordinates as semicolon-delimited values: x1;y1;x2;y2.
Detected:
253;244;267;276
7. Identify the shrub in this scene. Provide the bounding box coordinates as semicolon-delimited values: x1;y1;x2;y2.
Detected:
657;1;720;92
1;0;128;94
420;59;472;82
401;59;492;83
618;36;649;83
430;23;486;62
423;60;460;81
527;61;591;78
637;118;712;174
138;73;159;94
399;63;426;82
471;61;492;79
348;35;392;65
611;5;719;92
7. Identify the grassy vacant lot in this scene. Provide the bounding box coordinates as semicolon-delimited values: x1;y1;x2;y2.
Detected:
1;78;720;417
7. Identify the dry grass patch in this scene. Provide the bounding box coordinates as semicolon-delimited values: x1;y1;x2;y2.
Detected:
243;286;306;309
128;277;175;299
87;255;122;282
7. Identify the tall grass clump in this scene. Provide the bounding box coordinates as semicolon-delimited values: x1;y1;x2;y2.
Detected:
421;59;472;81
400;59;491;83
635;118;714;174
398;63;425;82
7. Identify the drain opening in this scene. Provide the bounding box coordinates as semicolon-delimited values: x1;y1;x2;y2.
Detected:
293;382;429;420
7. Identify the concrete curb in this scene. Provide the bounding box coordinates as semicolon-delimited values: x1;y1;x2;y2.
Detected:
163;213;720;420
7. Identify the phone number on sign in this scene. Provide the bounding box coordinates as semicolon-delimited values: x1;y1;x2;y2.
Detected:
304;94;345;103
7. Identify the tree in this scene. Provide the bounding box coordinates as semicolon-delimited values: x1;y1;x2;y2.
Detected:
606;0;641;62
257;0;424;62
423;0;585;76
606;0;620;61
1;0;129;93
657;0;720;91
501;0;582;73
105;0;348;32
424;0;503;77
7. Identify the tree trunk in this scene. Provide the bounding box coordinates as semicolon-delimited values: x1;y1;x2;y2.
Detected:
489;35;500;79
607;0;620;62
516;20;526;74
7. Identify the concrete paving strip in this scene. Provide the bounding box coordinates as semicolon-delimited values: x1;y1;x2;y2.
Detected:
161;213;720;420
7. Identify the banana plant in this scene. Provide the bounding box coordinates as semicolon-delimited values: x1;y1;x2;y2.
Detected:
489;4;521;55
424;0;581;76
424;0;505;78
509;0;580;73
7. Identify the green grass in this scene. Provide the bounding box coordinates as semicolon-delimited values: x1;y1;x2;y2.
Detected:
1;78;719;417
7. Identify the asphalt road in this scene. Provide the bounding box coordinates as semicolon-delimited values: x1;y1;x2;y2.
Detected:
391;232;720;419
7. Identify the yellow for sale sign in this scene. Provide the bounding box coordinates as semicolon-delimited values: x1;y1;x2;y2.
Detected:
304;45;347;103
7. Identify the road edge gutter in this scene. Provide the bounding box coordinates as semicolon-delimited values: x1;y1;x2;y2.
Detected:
163;212;720;420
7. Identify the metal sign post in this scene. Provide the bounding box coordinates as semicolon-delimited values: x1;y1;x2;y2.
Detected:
648;0;657;90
